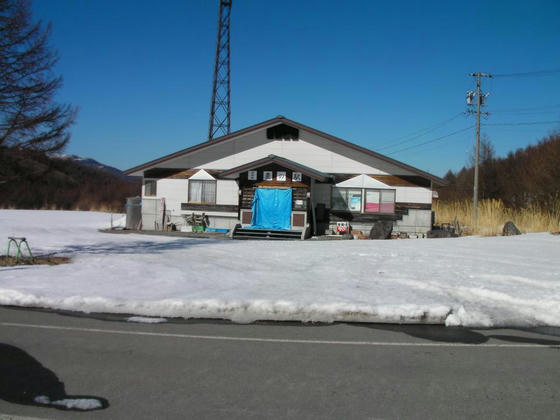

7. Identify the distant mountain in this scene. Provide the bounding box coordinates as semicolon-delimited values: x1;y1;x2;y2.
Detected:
0;147;140;211
52;154;137;182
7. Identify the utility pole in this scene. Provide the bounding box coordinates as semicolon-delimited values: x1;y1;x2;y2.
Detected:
466;72;491;222
208;0;232;141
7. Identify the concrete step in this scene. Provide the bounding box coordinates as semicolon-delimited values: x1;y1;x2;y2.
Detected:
233;228;303;240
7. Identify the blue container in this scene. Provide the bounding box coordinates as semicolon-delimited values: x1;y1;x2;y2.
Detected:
205;227;229;233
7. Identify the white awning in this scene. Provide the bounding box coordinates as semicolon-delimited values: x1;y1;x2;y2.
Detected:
189;169;216;180
335;174;391;189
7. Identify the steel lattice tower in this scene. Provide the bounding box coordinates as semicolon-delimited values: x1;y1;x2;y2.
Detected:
208;0;232;141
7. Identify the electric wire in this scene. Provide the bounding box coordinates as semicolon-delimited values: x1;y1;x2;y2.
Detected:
492;69;560;78
387;120;559;156
490;104;560;113
375;112;465;151
386;126;474;156
489;110;560;116
485;120;560;126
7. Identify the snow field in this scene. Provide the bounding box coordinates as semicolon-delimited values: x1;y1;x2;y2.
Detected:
1;210;559;327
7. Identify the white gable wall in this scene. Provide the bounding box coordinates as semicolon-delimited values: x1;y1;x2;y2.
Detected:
299;129;416;175
149;127;416;176
200;139;389;174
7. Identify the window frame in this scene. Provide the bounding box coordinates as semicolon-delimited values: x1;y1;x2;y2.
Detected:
188;180;217;204
364;188;396;214
144;179;157;197
331;187;363;213
331;187;397;214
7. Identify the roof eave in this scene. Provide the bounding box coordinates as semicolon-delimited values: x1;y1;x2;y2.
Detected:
278;118;448;186
123;116;286;175
124;116;447;186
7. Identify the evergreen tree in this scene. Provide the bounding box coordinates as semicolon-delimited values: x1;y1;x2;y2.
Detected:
0;0;76;154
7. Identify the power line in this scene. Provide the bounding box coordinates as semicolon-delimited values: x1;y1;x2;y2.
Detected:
490;104;560;113
486;120;560;126
386;126;474;155
492;69;560;78
490;110;560;116
375;112;464;151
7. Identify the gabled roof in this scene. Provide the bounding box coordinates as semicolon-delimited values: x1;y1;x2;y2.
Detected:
335;174;391;189
189;169;215;180
220;154;332;182
125;116;447;186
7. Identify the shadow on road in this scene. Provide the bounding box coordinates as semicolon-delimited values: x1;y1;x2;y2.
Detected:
360;324;560;346
0;343;109;411
363;324;488;344
488;334;560;346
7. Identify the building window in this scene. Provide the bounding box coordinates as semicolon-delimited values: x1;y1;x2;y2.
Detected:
292;188;307;210
144;179;157;196
332;188;362;212
188;180;216;204
365;189;395;213
364;190;379;212
333;187;396;213
263;171;273;181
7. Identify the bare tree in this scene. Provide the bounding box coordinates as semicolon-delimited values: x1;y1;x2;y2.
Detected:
0;0;76;153
468;133;495;168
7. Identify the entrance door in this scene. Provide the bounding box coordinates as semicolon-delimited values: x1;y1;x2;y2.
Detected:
250;188;292;230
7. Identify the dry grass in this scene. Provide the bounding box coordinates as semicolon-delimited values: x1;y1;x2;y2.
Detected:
0;256;71;267
0;204;118;213
434;199;560;236
72;203;116;213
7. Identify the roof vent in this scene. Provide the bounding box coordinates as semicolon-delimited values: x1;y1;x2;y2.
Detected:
267;123;299;140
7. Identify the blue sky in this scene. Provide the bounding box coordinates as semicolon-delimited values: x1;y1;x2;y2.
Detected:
31;0;560;177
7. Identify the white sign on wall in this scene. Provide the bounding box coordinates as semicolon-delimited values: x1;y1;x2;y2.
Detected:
277;171;286;181
292;172;302;182
248;170;257;181
263;171;273;181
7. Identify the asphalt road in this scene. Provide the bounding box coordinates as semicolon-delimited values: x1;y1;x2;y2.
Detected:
0;306;559;420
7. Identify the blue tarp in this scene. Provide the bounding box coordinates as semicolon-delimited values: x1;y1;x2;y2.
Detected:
250;188;292;230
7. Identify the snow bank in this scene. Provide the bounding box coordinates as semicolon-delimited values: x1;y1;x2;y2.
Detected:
1;210;559;327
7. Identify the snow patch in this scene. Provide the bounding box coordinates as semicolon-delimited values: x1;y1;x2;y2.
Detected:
34;395;103;410
445;306;493;327
110;214;126;229
127;316;167;324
